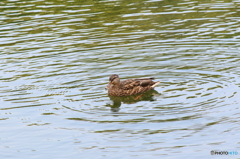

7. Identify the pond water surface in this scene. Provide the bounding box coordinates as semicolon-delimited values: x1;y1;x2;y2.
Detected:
0;0;240;158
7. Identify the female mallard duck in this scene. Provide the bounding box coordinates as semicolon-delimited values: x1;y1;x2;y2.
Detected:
106;74;160;96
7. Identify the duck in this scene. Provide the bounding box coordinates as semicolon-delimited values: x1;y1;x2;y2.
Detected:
106;74;160;96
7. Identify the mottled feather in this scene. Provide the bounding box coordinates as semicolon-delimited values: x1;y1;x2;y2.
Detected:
107;74;160;96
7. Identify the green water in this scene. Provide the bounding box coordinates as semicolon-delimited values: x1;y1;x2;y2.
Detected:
0;0;239;158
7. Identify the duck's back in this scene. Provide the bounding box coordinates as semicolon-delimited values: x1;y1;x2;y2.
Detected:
108;78;159;96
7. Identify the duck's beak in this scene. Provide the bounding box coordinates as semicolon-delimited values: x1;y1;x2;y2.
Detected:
105;83;109;90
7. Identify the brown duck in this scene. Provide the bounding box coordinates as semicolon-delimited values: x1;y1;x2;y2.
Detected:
106;74;160;96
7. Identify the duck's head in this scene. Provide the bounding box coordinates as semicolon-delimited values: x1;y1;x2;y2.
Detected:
109;74;120;86
105;74;121;90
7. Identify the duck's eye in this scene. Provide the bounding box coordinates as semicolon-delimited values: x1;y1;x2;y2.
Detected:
110;76;116;81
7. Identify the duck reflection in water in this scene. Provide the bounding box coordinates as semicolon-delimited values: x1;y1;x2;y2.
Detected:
106;89;161;112
105;74;161;112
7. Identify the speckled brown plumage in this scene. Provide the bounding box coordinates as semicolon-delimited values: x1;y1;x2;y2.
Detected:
106;74;160;96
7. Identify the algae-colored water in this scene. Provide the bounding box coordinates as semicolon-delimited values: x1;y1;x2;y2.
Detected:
0;0;239;158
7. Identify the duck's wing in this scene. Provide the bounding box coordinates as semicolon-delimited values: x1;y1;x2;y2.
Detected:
135;78;156;87
120;78;155;90
135;77;155;80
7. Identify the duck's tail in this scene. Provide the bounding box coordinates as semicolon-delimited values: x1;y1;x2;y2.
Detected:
151;81;161;88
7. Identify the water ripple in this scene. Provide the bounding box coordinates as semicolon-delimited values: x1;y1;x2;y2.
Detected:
0;0;240;158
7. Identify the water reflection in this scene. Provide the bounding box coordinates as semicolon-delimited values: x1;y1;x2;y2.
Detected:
1;0;240;158
106;90;160;112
